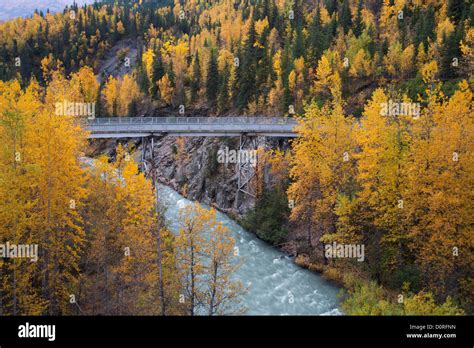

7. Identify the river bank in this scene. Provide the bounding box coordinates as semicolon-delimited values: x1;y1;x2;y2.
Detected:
156;183;342;315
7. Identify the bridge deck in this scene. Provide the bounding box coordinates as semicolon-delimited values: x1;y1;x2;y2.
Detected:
86;117;298;138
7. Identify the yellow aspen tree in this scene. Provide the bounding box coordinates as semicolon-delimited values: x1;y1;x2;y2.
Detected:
40;54;64;84
69;66;99;105
116;21;125;35
142;48;155;88
416;42;428;71
349;49;372;78
29;75;89;315
379;0;404;42
112;153;159;314
80;152;182;315
268;77;284;114
289;77;354;252
0;81;48;315
290;57;305;112
313;55;333;97
174;203;207;315
384;41;403;78
203;208;245;315
400;44;415;78
352;89;411;281
406;81;473;306
268;50;284;114
118;74;141;116
267;149;291;191
169;41;189;105
103;76;119;117
436;18;455;45
79;155;122;315
157;74;174;105
152;219;183;315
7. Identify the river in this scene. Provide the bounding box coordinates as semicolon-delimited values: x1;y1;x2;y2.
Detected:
156;183;342;315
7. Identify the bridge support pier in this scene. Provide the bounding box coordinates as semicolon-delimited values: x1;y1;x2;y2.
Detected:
141;136;157;177
234;134;265;213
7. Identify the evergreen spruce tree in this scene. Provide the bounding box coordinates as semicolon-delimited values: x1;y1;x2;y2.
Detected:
309;6;328;66
293;26;305;59
340;0;353;35
447;0;467;23
325;0;338;16
218;63;230;112
128;99;138;117
256;28;271;100
190;52;201;104
440;28;463;79
236;15;257;111
353;0;364;37
206;49;219;107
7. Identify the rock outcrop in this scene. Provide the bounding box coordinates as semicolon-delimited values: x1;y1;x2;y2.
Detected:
146;135;249;215
144;135;288;216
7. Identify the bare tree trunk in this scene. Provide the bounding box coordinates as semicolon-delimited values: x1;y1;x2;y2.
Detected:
208;262;218;316
190;245;195;316
157;231;166;315
154;182;166;316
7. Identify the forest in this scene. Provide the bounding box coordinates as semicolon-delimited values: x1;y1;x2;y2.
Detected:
0;0;472;315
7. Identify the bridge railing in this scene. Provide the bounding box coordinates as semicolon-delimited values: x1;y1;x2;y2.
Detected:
88;116;297;125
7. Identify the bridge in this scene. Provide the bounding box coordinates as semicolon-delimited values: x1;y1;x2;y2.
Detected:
85;116;298;138
85;116;299;212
